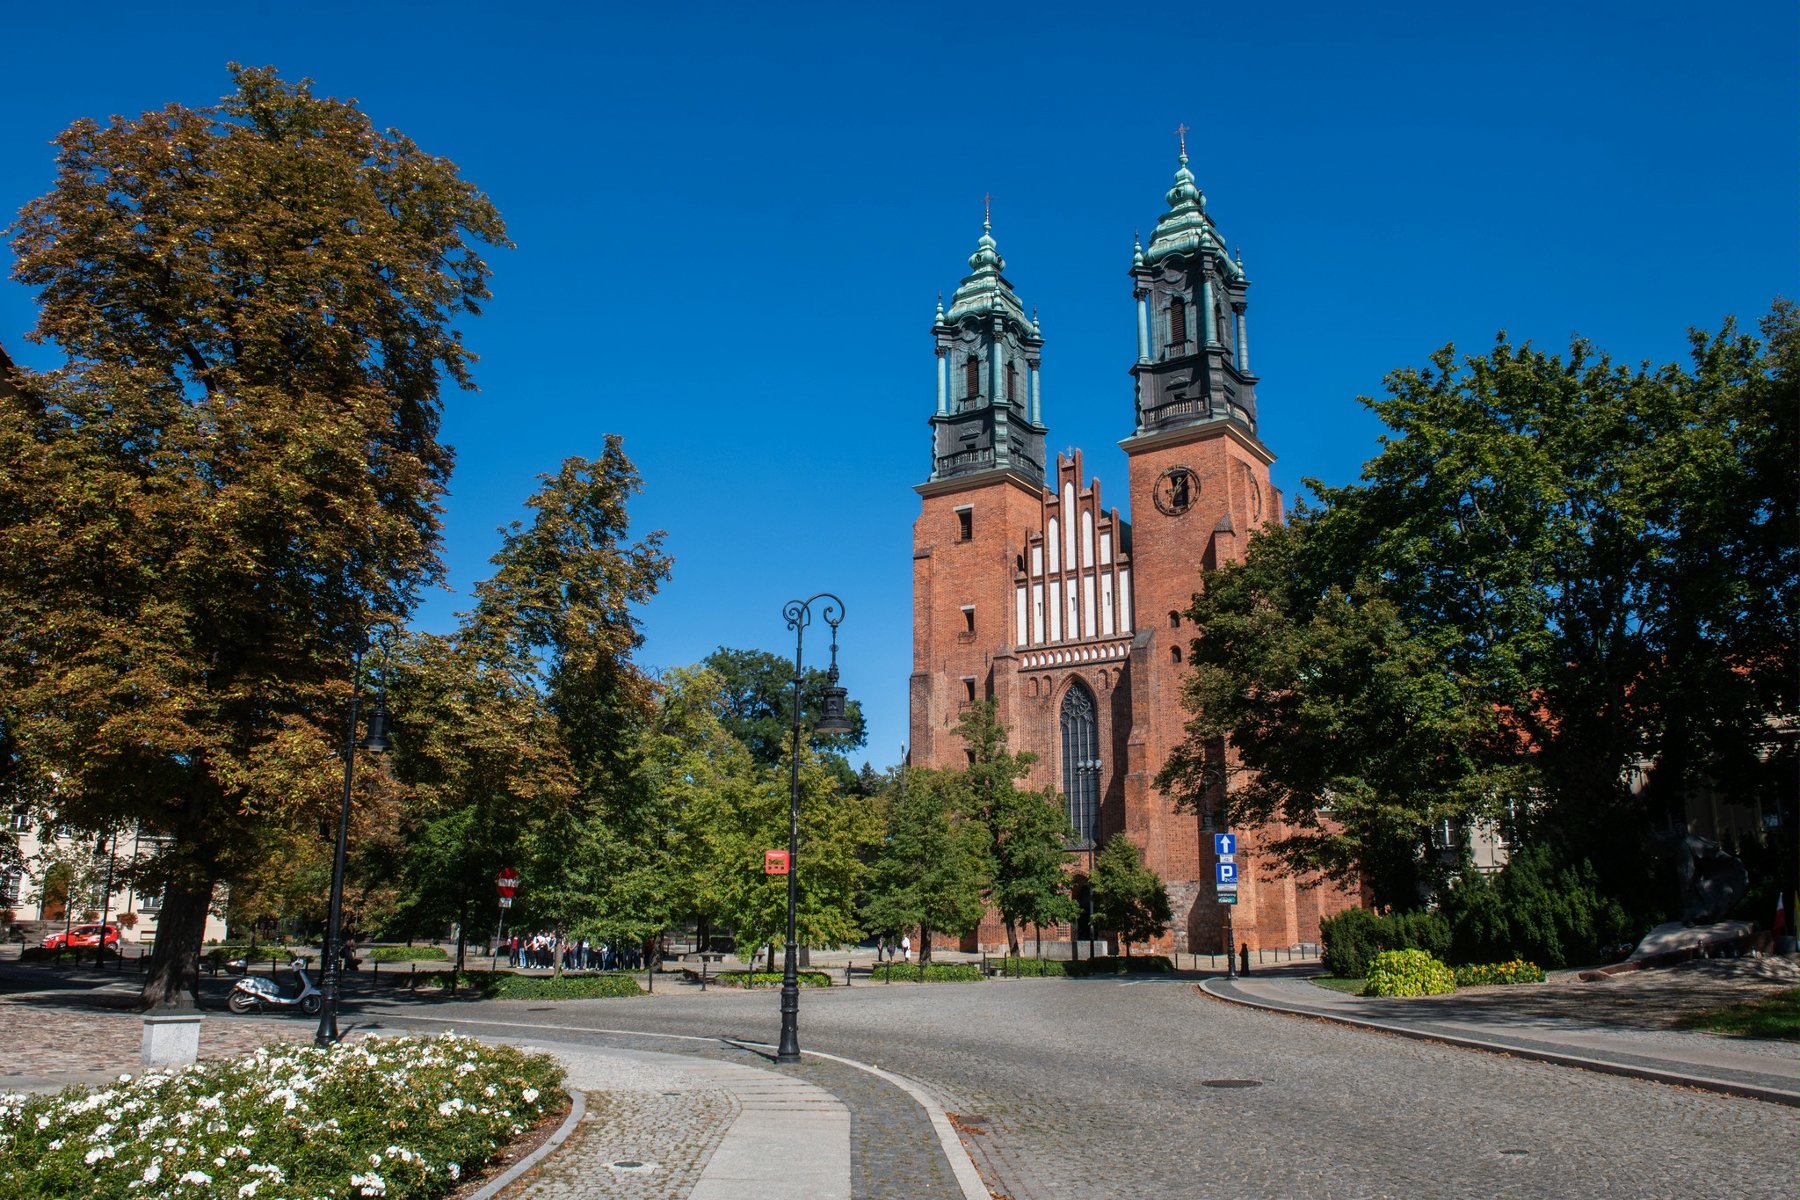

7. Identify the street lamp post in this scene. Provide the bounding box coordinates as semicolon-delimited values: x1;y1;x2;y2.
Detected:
316;636;392;1047
777;593;853;1066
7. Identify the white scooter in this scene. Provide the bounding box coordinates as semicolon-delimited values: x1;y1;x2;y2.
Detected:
228;957;323;1016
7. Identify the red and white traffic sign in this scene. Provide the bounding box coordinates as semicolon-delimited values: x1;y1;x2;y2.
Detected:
496;868;521;898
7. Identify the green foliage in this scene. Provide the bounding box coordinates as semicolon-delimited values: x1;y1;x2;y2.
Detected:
1157;307;1799;910
862;767;989;950
1673;988;1799;1041
1361;949;1457;997
994;956;1067;978
0;65;509;1006
706;970;832;989
1089;835;1172;955
371;945;450;962
869;961;984;983
0;1034;563;1198
1320;907;1451;977
951;702;1077;953
1451;960;1546;986
700;646;867;767
1440;848;1632;968
481;973;643;1000
1064;955;1175;977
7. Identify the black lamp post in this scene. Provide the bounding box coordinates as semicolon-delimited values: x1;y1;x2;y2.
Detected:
316;636;392;1047
777;593;852;1066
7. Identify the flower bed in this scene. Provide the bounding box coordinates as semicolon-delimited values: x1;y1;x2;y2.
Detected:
1451;960;1546;987
993;957;1067;978
0;1034;565;1199
867;962;983;983
410;970;643;999
370;945;450;963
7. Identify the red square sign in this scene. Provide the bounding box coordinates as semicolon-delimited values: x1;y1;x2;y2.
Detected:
764;849;790;875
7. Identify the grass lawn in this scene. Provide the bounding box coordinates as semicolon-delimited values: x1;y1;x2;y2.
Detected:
1308;975;1367;995
1674;987;1799;1040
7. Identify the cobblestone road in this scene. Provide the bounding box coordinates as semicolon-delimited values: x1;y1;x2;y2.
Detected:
368;975;1797;1200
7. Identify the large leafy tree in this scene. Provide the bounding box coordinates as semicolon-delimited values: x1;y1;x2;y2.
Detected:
953;703;1077;954
1162;307;1797;912
0;66;507;1007
464;443;672;961
1089;835;1172;959
862;766;989;962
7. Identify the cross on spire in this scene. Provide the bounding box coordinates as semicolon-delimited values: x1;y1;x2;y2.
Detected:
1174;122;1190;158
983;192;992;227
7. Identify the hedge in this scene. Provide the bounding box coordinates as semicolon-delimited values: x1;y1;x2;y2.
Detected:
868;962;984;983
371;945;451;962
706;971;833;988
1320;908;1451;978
413;970;643;999
1063;955;1174;977
993;957;1067;978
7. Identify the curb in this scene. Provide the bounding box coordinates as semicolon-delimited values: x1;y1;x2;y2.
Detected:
1199;979;1799;1108
373;1014;989;1199
469;1085;587;1200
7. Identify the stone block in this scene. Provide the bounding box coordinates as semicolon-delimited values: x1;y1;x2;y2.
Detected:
141;1014;203;1068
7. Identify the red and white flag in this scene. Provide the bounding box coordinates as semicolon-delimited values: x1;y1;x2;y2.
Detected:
1775;892;1788;936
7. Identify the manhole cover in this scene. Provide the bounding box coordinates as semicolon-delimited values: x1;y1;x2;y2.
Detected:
608;1160;657;1172
1200;1079;1263;1089
527;1006;555;1012
1499;1149;1531;1158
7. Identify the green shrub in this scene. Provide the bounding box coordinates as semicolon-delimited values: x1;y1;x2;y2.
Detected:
1451;960;1546;987
1362;949;1457;997
372;945;450;962
0;1034;564;1198
868;962;983;983
994;957;1067;978
1063;955;1174;977
1321;907;1384;977
1321;908;1450;977
485;972;643;999
708;970;832;988
1441;848;1632;968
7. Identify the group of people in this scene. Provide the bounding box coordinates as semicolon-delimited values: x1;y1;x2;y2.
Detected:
503;931;648;972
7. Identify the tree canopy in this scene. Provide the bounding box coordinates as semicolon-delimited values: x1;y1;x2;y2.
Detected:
1161;305;1797;912
0;65;508;1006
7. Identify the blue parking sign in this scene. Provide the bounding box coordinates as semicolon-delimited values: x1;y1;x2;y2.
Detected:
1216;861;1239;885
1214;833;1237;857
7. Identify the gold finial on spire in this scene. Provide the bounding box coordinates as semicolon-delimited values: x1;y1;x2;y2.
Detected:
1174;122;1190;158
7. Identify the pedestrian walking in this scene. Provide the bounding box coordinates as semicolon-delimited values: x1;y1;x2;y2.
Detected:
900;933;911;963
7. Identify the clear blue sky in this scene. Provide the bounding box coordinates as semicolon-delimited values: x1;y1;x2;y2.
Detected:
3;3;1794;768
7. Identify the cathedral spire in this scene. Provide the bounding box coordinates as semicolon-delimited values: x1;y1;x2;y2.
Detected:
927;209;1047;485
1128;151;1258;439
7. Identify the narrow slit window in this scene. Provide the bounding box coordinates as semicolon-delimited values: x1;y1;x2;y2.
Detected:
957;508;973;541
965;356;980;400
962;606;975;633
1171;296;1187;345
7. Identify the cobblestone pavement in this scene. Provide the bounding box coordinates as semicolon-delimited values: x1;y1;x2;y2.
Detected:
362;968;1798;1200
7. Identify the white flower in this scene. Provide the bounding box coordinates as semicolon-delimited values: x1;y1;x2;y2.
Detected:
141;1162;163;1184
180;1170;212;1184
239;1182;261;1198
521;1088;539;1104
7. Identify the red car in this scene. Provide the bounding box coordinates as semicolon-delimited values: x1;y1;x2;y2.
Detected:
43;924;121;950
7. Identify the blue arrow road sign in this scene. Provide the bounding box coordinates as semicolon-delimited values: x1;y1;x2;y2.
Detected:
1216;861;1239;885
1214;833;1237;857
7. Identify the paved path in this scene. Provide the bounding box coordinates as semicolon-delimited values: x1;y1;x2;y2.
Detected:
5;958;1795;1198
1204;963;1798;1105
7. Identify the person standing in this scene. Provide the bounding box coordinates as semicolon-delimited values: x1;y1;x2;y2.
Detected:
900;933;911;964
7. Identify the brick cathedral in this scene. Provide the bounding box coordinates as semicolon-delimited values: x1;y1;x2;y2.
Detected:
908;149;1358;956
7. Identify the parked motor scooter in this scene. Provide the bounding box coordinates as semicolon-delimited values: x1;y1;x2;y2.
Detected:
228;957;323;1016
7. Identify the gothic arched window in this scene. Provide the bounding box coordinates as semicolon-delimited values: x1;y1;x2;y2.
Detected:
1060;682;1100;848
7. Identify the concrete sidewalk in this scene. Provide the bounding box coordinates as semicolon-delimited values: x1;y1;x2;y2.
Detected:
1202;967;1798;1106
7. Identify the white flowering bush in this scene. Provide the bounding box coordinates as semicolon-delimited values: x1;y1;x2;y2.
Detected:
0;1034;565;1199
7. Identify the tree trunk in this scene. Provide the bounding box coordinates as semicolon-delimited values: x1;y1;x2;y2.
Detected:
455;898;468;975
765;942;775;973
1004;917;1019;957
140;878;212;1011
919;924;932;964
